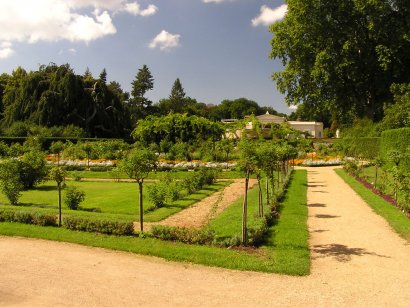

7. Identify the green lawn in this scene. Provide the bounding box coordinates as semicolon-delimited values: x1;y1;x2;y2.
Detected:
0;170;309;275
0;180;229;222
336;169;410;241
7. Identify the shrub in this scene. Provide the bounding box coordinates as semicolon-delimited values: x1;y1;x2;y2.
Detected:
18;150;48;189
151;225;215;245
64;186;85;210
147;184;167;208
0;160;24;205
380;128;410;172
62;216;134;235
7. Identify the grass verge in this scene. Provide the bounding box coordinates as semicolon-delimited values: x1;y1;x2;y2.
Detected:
336;169;410;241
0;171;309;275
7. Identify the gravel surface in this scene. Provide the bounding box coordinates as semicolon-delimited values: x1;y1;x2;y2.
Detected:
0;167;409;306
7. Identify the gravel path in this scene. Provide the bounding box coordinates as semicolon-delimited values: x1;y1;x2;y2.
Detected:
0;167;409;306
142;179;257;231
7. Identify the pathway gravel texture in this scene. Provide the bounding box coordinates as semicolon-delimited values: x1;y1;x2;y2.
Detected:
0;166;409;306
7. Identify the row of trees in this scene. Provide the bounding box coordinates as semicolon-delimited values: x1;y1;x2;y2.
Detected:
0;63;285;139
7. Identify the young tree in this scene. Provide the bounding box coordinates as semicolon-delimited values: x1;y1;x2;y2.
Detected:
50;141;64;166
49;166;66;226
119;148;157;232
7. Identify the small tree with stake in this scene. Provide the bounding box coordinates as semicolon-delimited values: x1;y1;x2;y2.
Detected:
120;148;157;233
49;166;66;227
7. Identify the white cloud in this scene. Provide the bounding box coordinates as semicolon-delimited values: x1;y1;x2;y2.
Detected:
68;48;77;53
0;41;14;59
122;2;158;16
202;0;236;3
0;0;157;59
149;30;181;51
252;4;288;27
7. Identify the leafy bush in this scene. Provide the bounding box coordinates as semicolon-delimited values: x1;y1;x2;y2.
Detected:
64;186;85;210
0;160;24;205
380;128;410;172
18;151;48;189
147;184;167;208
62;216;134;235
151;225;215;245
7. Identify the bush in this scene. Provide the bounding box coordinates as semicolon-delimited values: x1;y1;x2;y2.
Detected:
64;186;85;210
147;184;167;209
62;216;134;235
0;160;24;205
151;225;215;245
18;150;48;189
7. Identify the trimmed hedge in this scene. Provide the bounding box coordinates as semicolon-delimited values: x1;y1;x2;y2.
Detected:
0;209;57;226
380;128;410;172
342;137;381;159
62;216;134;236
151;225;215;245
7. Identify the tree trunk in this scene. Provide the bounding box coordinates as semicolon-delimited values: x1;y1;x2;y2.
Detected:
374;165;378;189
257;175;263;217
138;181;144;233
242;169;249;245
266;176;269;206
58;183;62;227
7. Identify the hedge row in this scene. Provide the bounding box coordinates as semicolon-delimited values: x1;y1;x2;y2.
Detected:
151;225;215;245
0;209;57;226
380;128;410;172
341;137;381;159
62;216;134;236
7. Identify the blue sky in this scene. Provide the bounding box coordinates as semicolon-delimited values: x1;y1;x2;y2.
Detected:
0;0;290;113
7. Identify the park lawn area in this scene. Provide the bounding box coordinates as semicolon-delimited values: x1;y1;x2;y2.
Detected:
0;171;309;275
336;169;410;242
208;170;310;275
0;180;230;223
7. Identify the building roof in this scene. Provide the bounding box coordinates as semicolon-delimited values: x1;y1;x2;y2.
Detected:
256;112;286;125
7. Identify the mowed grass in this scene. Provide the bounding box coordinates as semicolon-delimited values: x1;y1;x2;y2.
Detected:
0;180;230;222
336;169;410;241
0;170;309;275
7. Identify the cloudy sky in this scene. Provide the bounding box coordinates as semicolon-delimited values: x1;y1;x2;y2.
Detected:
0;0;289;113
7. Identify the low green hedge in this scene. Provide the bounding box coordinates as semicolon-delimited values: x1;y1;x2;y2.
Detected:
380;128;410;172
151;225;215;245
62;216;134;236
0;209;57;226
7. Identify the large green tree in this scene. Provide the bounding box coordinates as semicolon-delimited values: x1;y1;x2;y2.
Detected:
270;0;410;123
129;65;154;123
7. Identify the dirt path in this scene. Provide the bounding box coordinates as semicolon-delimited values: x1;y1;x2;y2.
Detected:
142;179;257;231
1;167;409;306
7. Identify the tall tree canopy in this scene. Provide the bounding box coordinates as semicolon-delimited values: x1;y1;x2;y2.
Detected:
270;0;410;124
129;65;154;123
0;63;130;137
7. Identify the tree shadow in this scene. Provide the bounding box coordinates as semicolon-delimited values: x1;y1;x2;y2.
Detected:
313;244;390;262
16;203;57;209
308;203;327;207
315;214;340;219
32;186;57;192
311;190;328;193
311;229;329;233
308;184;327;188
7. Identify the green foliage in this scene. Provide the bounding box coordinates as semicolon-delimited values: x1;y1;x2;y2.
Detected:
147;184;167;209
64;186;86;210
380;83;410;130
0;160;23;205
270;0;410;123
151;225;215;245
342;137;381;159
18;150;48;189
0;209;56;226
119;148;158;182
380;128;410;172
48;166;66;184
181;168;217;194
62;216;134;236
132;113;224;146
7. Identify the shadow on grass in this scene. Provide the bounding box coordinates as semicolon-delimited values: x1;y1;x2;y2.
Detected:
313;244;390;262
15;203;58;209
32;186;57;192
